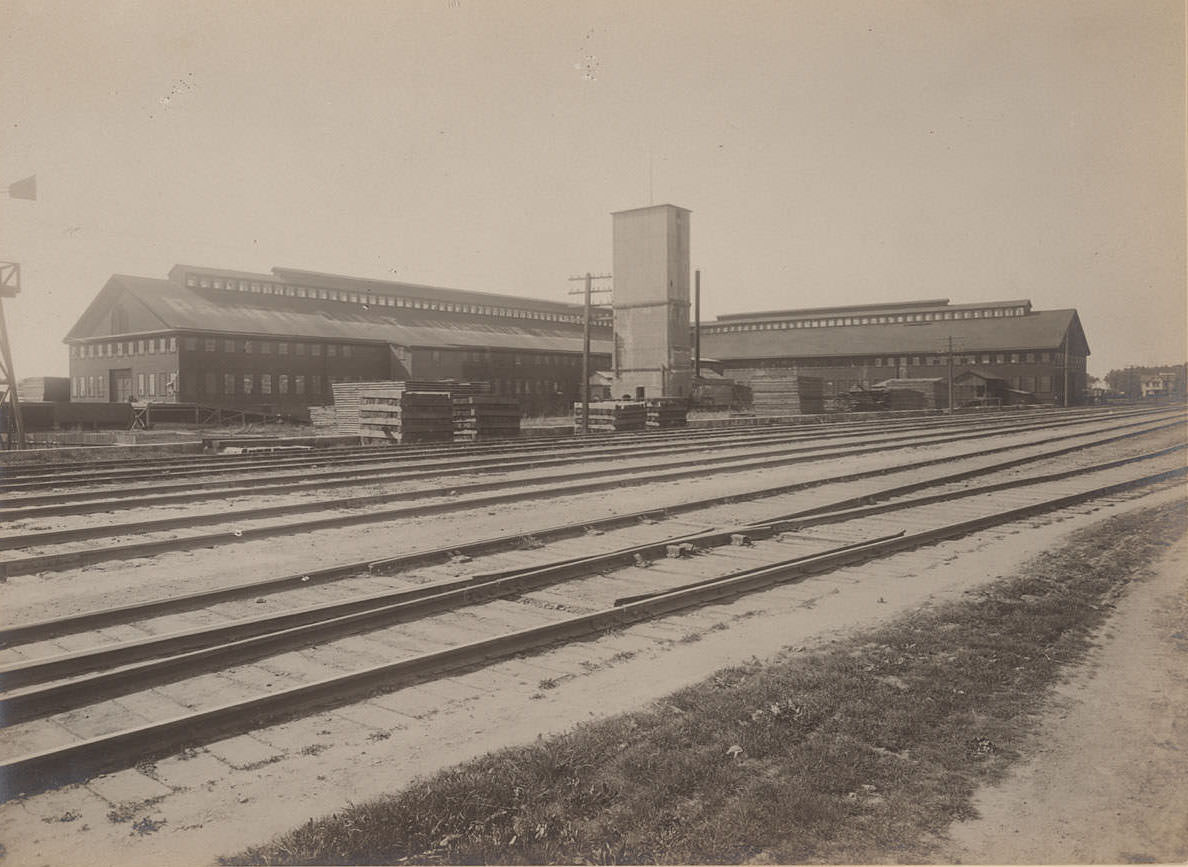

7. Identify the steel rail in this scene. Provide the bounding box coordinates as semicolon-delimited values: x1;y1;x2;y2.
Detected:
0;415;1181;581
0;404;1153;490
4;421;1178;648
1;410;1077;517
2;411;1177;552
0;404;1143;497
1;463;1182;801
1;443;1182;723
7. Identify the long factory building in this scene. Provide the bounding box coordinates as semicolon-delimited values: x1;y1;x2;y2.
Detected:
63;264;1091;414
64;264;614;416
699;297;1090;407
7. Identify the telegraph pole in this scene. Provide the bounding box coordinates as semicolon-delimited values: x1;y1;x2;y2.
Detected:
1;175;37;450
567;272;612;433
946;336;955;413
693;270;701;380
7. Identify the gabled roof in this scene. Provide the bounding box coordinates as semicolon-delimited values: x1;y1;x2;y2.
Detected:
702;309;1089;360
64;274;614;354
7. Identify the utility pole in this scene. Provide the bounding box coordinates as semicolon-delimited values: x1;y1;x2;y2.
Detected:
1;175;37;450
567;272;612;433
693;270;701;380
1063;335;1070;408
946;336;955;414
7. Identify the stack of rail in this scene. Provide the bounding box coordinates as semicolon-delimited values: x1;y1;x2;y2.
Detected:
453;395;521;441
743;370;825;415
358;386;454;443
574;400;647;432
645;397;689;428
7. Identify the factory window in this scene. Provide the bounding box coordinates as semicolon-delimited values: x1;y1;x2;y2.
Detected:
1010;353;1020;364
342;345;352;358
278;342;288;355
327;344;337;357
296;287;307;298
317;289;328;300
311;375;321;394
137;339;146;354
874;358;883;367
224;339;235;352
249;282;261;292
1021;376;1035;392
70;346;78;359
147;339;156;355
244;340;253;354
431;350;441;364
223;373;235;394
279;375;289;394
1015;307;1026;315
295;342;306;356
205;338;216;352
311;343;322;356
994;309;1003;317
1040;351;1050;363
261;374;272;395
146;374;155;396
295;375;305;395
260;341;272;354
1038;375;1052;393
200;278;212;288
213;280;224;290
912;356;921;366
167;337;175;352
242;374;254;395
116;342;124;356
186;275;198;287
137;373;145;396
1025;352;1035;363
981;354;991;364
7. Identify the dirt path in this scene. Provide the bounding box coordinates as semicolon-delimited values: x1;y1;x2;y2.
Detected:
943;514;1188;864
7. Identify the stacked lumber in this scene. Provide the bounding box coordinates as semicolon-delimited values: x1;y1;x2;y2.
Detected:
453;395;521;441
573;400;647;432
331;380;490;434
875;378;947;410
742;370;825;415
645;397;688;428
358;387;453;443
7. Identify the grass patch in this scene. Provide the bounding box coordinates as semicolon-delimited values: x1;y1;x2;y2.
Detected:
224;499;1186;865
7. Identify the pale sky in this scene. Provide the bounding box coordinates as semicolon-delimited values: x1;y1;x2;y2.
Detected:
1;0;1183;381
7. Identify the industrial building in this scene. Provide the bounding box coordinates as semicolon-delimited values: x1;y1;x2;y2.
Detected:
64;265;613;416
698;298;1090;407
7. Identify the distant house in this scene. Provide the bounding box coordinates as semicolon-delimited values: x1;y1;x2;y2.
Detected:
1140;372;1175;399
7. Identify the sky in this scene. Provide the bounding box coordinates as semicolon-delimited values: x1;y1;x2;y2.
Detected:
1;0;1183;381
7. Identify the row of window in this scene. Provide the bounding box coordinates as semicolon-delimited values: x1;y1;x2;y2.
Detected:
185;273;590;324
73;372;178;399
181;337;358;358
194;372;324;397
706;306;1030;334
749;350;1068;370
72;337;177;359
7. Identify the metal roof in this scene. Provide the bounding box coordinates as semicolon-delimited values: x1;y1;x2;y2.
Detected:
66;275;614;354
701;309;1088;359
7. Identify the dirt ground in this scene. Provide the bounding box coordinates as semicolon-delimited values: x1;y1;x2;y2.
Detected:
942;497;1188;864
1;486;1184;865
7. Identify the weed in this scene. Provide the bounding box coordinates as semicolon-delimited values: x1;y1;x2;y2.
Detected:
223;500;1187;866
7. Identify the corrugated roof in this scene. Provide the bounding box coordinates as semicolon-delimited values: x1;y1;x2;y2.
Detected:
66;275;614;354
701;310;1088;359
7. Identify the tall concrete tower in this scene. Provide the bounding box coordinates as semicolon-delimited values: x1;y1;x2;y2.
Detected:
610;204;692;399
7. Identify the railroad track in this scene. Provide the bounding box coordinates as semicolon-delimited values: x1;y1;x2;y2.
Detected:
1;409;1181;581
1;421;1184;800
0;405;1156;496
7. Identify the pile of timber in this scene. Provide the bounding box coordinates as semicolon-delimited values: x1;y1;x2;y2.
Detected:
453;395;521;441
646;397;689;428
573;400;647;433
358;386;453;444
743;370;825;415
330;380;490;435
875;378;947;410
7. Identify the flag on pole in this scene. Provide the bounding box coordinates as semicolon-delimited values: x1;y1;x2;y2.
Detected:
8;175;36;200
